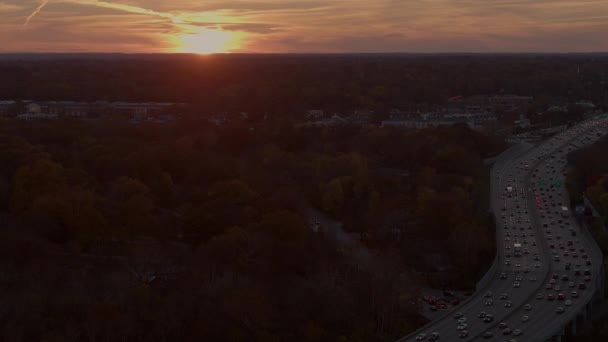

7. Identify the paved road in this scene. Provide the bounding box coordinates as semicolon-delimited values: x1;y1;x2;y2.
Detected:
400;117;608;342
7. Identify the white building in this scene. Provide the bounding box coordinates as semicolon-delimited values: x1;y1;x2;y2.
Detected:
17;102;57;120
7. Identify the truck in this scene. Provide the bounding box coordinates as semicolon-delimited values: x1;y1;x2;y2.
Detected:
514;243;522;257
561;206;569;218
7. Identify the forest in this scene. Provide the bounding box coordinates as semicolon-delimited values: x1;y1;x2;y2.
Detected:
566;134;608;340
1;54;608;119
0;115;505;341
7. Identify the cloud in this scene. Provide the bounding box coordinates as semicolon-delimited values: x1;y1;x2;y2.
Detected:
24;0;48;25
0;2;24;12
2;0;608;52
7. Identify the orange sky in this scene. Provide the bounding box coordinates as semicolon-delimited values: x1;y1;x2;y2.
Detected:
1;0;608;53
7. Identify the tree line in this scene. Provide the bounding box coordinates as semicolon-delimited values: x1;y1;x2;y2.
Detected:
1;55;608;118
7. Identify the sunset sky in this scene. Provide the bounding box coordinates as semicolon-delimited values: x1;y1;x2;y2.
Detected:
1;0;607;53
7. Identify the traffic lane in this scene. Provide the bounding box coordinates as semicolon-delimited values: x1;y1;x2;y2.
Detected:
463;159;553;338
482;180;580;338
405;162;536;341
492;277;595;342
404;179;523;339
470;130;592;340
474;125;605;341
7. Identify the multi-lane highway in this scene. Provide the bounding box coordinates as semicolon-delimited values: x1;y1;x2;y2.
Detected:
400;116;608;342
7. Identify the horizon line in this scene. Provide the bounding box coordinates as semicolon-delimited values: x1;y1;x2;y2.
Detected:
1;51;608;55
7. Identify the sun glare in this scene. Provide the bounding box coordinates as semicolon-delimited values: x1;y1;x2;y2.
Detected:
176;27;242;54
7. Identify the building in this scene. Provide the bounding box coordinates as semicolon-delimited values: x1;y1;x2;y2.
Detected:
17;102;57;120
381;112;497;130
5;100;182;120
308;114;349;126
490;95;533;112
307;110;325;120
111;102;175;119
351;109;374;123
0;100;16;116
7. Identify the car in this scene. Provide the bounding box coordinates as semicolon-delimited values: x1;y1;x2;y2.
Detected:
536;293;544;300
513;282;521;288
483;331;493;339
458;331;468;338
554;286;561;291
524;304;532;311
416;334;427;341
556;307;565;314
558;293;565;300
571;291;579;298
584;269;591;276
552;273;559;279
547;294;555;301
485;299;493;306
478;311;487;318
429;332;440;341
565;299;573;306
521;315;529;322
454;312;463;319
457;324;468;331
483;314;494;323
499;293;508;300
500;273;508;279
529;276;537;282
550;279;556;285
503;328;512;335
513;329;522;336
579;283;587;290
499;322;508;330
504;301;512;307
545;283;552;289
484;291;492;298
458;317;467;324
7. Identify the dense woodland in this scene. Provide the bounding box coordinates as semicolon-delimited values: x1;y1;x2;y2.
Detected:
566;134;608;340
1;54;608;118
0;115;504;341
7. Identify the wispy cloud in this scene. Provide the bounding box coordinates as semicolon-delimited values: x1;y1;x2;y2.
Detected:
4;0;608;52
24;0;48;26
66;0;176;20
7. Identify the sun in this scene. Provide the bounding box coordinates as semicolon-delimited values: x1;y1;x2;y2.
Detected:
176;27;242;54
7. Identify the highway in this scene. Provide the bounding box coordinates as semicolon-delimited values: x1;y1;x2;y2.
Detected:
400;116;608;342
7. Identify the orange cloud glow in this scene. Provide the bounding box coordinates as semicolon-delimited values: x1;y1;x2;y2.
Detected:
1;0;607;53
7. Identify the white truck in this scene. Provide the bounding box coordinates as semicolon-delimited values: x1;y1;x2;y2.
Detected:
514;243;522;257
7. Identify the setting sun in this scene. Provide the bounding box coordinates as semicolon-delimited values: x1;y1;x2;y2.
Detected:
176;27;242;54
